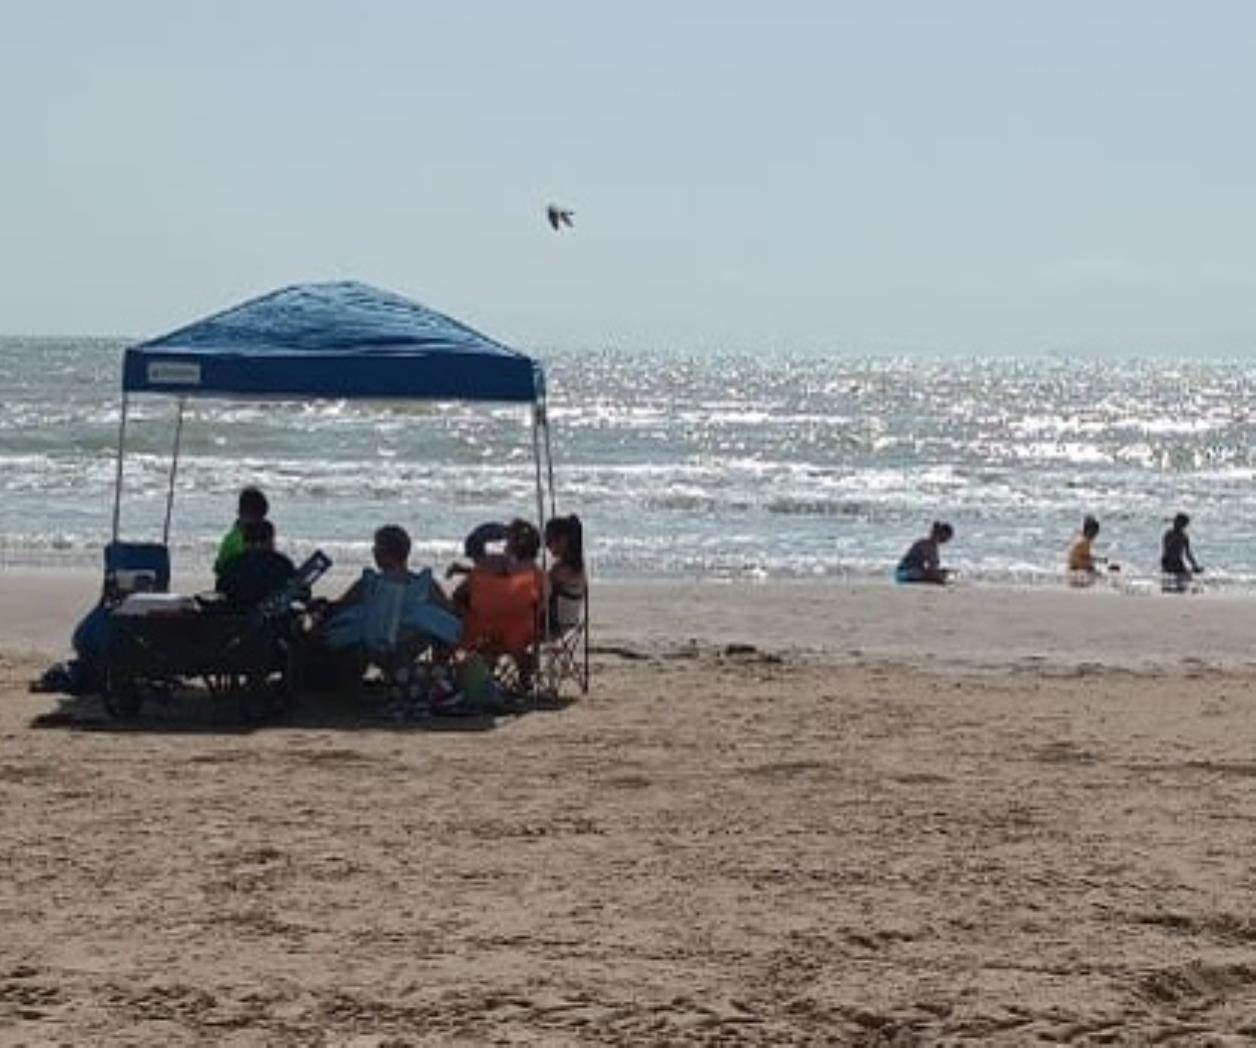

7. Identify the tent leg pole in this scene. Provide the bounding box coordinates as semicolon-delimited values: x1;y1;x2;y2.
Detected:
531;406;548;703
162;397;186;546
110;393;129;544
542;396;557;519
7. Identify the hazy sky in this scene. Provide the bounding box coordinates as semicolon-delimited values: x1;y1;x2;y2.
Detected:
2;1;1254;351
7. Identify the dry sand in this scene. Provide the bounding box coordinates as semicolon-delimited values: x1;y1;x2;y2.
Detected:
3;573;1256;1044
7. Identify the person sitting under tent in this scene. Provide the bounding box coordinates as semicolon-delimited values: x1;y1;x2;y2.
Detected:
454;520;544;667
544;514;586;635
322;524;461;664
448;518;542;578
215;520;296;610
214;486;270;579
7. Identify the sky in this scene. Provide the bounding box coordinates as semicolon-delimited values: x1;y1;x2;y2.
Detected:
1;0;1254;352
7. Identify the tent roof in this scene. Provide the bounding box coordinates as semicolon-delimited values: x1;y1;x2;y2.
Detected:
123;281;542;402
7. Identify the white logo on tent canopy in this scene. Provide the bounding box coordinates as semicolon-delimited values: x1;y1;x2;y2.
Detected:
147;362;202;385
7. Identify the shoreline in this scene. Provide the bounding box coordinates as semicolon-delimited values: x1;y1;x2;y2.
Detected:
5;568;1256;674
0;553;1245;591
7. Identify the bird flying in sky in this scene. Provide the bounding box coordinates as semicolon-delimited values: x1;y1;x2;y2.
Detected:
546;204;574;231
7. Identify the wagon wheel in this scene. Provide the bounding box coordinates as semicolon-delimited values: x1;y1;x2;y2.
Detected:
282;643;305;704
237;673;285;724
103;672;143;719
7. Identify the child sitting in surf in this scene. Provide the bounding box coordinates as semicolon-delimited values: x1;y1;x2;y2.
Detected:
895;521;953;584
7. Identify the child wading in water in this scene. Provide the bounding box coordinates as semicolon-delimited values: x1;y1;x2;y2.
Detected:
1161;512;1203;592
1067;515;1119;586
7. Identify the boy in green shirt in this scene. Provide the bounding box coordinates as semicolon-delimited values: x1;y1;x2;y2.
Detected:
213;486;270;577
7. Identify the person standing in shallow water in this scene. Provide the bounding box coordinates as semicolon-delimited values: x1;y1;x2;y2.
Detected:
1161;513;1203;592
895;521;953;584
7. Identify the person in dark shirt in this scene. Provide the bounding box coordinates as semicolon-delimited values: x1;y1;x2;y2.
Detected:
215;519;296;609
895;521;953;584
1161;512;1202;592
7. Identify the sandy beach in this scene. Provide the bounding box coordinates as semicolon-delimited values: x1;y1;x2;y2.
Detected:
3;573;1256;1044
8;0;1256;1042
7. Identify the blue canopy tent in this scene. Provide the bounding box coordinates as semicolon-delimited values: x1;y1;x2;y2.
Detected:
111;280;556;558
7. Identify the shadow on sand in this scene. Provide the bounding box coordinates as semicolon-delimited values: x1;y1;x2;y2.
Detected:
28;685;574;737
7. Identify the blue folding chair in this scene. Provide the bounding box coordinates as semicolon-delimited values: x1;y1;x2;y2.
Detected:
103;541;171;603
324;568;462;705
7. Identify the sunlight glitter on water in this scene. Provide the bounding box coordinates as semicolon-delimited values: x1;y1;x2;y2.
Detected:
3;339;1256;587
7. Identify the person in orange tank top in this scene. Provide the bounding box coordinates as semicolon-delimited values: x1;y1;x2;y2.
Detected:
455;519;543;658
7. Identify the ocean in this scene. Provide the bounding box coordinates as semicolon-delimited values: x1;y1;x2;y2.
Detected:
2;337;1253;589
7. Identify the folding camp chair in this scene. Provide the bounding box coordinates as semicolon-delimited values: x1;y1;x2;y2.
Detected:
462;579;590;701
323;568;461;706
538;587;590;696
457;567;543;700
